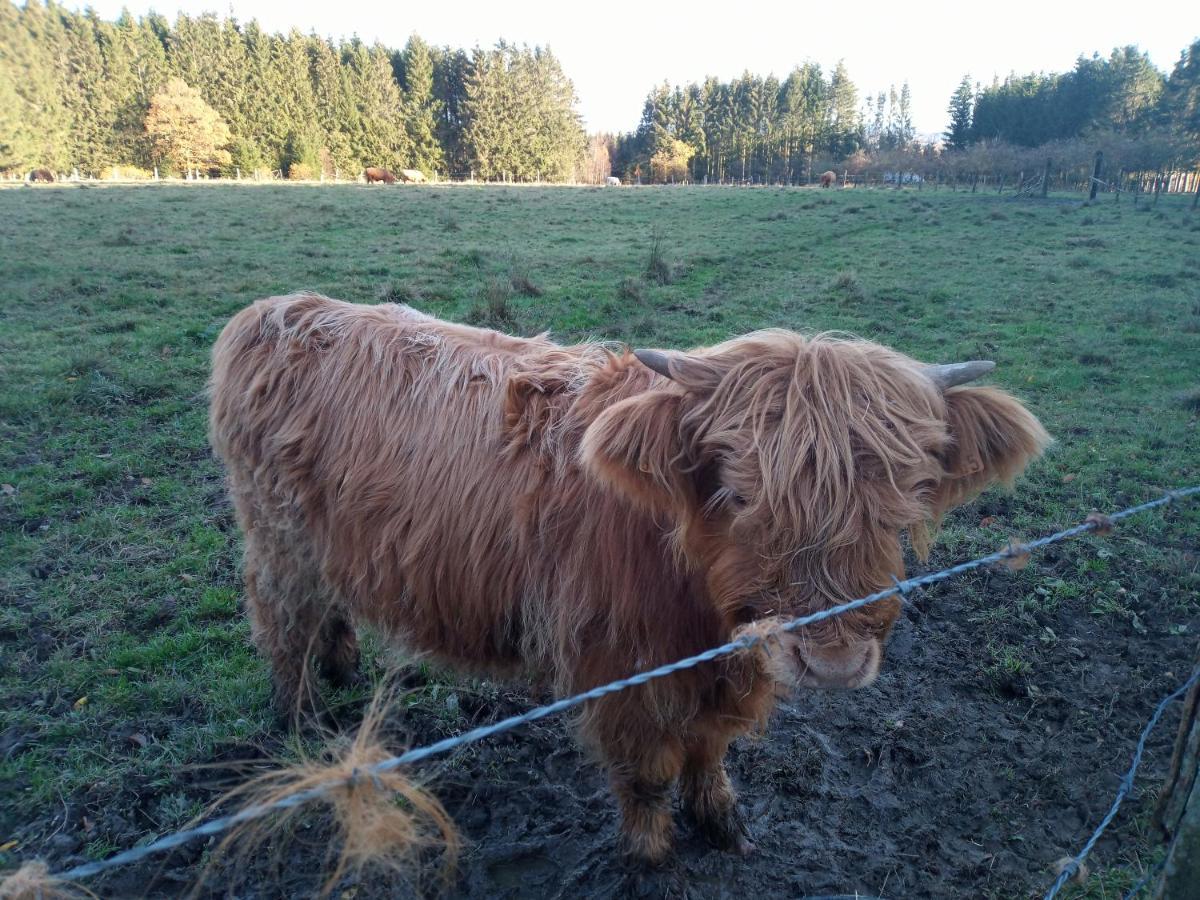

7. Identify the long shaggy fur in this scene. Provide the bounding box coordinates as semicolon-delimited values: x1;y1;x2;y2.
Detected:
209;292;1048;862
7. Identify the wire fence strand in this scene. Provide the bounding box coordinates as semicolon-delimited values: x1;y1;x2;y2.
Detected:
45;484;1200;886
1044;664;1200;899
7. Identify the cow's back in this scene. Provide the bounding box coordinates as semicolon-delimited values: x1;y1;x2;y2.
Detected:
210;293;563;666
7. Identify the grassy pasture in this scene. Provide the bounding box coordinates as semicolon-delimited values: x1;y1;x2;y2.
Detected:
1;182;1199;897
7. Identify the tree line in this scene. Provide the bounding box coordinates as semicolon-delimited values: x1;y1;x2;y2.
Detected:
4;0;1195;188
945;44;1199;151
616;41;1199;185
0;1;586;180
609;66;915;184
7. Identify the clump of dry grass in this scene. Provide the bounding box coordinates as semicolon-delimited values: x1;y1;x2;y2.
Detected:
828;270;866;303
508;267;543;297
1177;386;1200;411
618;276;643;302
466;277;518;331
377;282;424;304
645;226;680;285
198;688;458;897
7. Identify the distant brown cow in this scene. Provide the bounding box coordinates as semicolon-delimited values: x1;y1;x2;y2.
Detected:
209;293;1048;863
28;169;54;183
363;167;396;184
819;170;838;188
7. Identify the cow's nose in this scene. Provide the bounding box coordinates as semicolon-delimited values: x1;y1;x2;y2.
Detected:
796;639;881;690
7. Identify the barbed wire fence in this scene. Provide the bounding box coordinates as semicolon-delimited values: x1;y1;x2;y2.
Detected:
8;485;1200;896
1044;663;1200;899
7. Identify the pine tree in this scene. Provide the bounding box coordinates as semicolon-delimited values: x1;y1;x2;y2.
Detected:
677;84;706;181
827;61;860;158
0;0;72;171
62;9;115;174
897;82;914;146
431;47;470;174
1161;39;1200;148
400;35;444;175
309;36;357;177
945;75;974;150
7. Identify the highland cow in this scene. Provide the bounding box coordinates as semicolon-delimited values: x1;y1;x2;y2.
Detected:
363;167;397;184
820;170;838;188
209;293;1048;863
28;168;54;183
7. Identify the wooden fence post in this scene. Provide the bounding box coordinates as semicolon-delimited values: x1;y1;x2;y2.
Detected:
1153;657;1200;897
1089;151;1103;201
1192;176;1199;211
1041;158;1051;198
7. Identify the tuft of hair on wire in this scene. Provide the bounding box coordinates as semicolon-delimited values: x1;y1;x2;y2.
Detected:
0;862;94;900
2;484;1197;898
191;682;459;898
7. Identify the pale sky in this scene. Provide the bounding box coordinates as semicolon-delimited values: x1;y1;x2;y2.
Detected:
73;0;1197;138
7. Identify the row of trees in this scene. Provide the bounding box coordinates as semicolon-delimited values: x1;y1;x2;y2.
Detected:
616;40;1199;185
944;42;1200;153
833;132;1193;193
0;2;587;180
612;66;918;184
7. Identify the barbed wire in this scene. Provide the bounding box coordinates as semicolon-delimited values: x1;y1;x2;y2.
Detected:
39;484;1200;887
1045;663;1200;899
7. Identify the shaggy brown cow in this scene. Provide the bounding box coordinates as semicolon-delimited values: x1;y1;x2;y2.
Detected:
819;170;838;188
28;168;54;183
209;293;1048;863
363;167;397;184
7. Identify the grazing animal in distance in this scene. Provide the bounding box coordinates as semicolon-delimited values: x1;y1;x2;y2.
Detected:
209;293;1048;864
398;169;426;183
605;176;621;186
819;170;838;188
28;168;54;183
363;167;397;184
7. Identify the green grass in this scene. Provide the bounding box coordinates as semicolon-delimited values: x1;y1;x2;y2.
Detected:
1;182;1198;891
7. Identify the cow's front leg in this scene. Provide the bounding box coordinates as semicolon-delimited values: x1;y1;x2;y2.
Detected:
680;731;754;855
608;739;685;865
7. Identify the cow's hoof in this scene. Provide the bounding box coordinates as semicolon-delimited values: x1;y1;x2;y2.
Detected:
693;809;755;856
615;857;687;899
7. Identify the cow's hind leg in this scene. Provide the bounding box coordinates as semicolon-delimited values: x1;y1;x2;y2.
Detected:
242;528;330;724
316;610;360;690
680;730;754;855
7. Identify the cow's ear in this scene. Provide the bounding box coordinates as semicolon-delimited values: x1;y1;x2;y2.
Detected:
938;386;1050;508
579;390;693;514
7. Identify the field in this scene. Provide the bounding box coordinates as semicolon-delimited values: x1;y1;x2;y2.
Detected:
1;182;1199;898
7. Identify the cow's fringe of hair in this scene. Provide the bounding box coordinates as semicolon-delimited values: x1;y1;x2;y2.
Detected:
196;687;459;898
0;862;93;900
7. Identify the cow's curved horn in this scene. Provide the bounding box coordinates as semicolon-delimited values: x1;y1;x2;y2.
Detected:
925;360;995;390
634;349;677;380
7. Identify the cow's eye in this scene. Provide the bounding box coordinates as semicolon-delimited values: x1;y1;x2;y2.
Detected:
724;488;749;510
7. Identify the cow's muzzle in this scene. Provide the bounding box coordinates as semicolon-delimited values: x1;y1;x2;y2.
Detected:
790;637;882;690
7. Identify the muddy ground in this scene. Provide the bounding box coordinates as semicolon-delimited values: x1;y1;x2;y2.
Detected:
53;544;1196;900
